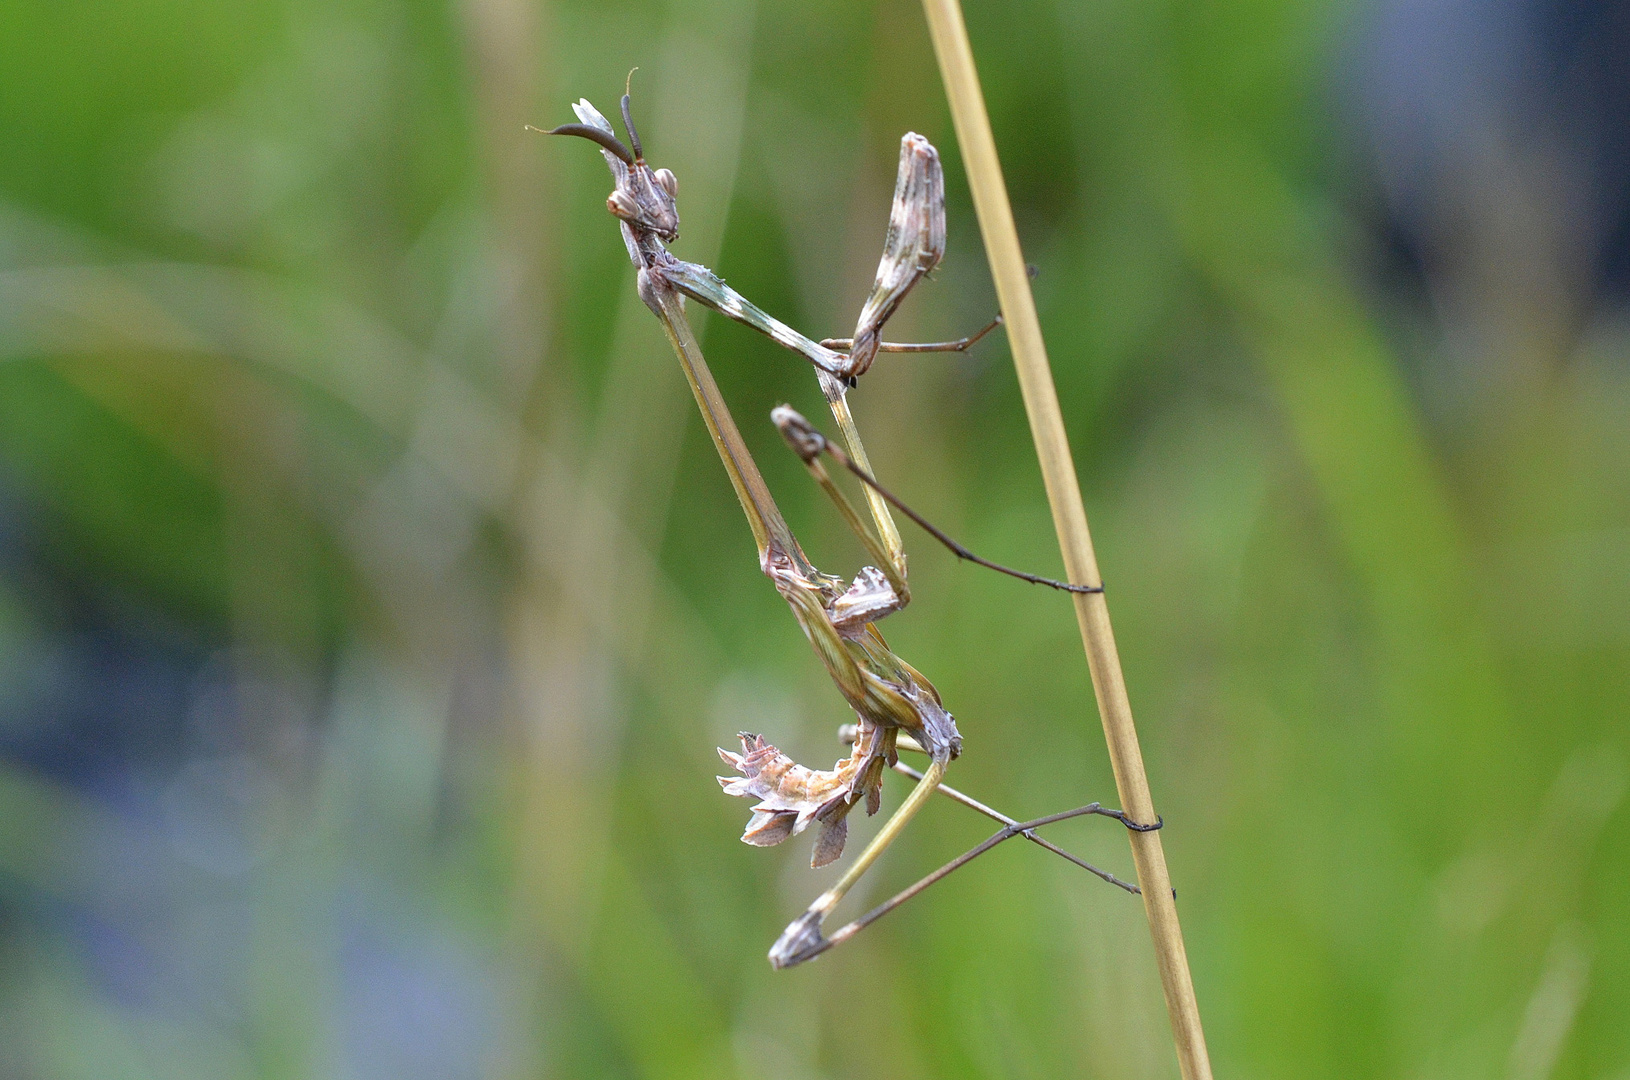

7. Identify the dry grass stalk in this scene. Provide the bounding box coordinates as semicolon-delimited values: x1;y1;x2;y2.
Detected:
917;1;1215;1076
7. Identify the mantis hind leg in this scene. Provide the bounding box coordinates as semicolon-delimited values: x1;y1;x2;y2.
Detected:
768;756;948;969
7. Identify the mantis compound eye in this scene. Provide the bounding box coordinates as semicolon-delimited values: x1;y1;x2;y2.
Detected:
607;188;639;220
653;167;678;199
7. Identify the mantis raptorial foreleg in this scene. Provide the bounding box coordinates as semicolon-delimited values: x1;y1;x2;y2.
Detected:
649;129;952;384
544;89;1134;969
651;131;966;574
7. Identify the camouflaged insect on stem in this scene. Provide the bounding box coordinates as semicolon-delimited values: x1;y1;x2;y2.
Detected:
544;88;1123;968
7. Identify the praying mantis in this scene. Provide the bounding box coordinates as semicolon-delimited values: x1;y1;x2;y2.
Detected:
541;86;1157;968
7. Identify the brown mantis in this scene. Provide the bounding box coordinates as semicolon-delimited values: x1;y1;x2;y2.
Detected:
541;88;1157;967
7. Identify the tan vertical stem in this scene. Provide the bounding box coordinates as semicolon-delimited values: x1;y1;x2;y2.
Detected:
917;2;1214;1077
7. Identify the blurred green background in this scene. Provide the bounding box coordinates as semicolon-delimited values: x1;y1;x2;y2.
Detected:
1;0;1626;1077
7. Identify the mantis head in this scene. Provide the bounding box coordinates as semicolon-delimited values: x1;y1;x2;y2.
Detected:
539;91;680;244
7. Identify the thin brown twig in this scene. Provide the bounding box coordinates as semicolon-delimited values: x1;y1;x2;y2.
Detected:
918;1;1214;1076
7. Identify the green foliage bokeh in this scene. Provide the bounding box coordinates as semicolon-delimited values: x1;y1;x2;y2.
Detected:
0;0;1625;1077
